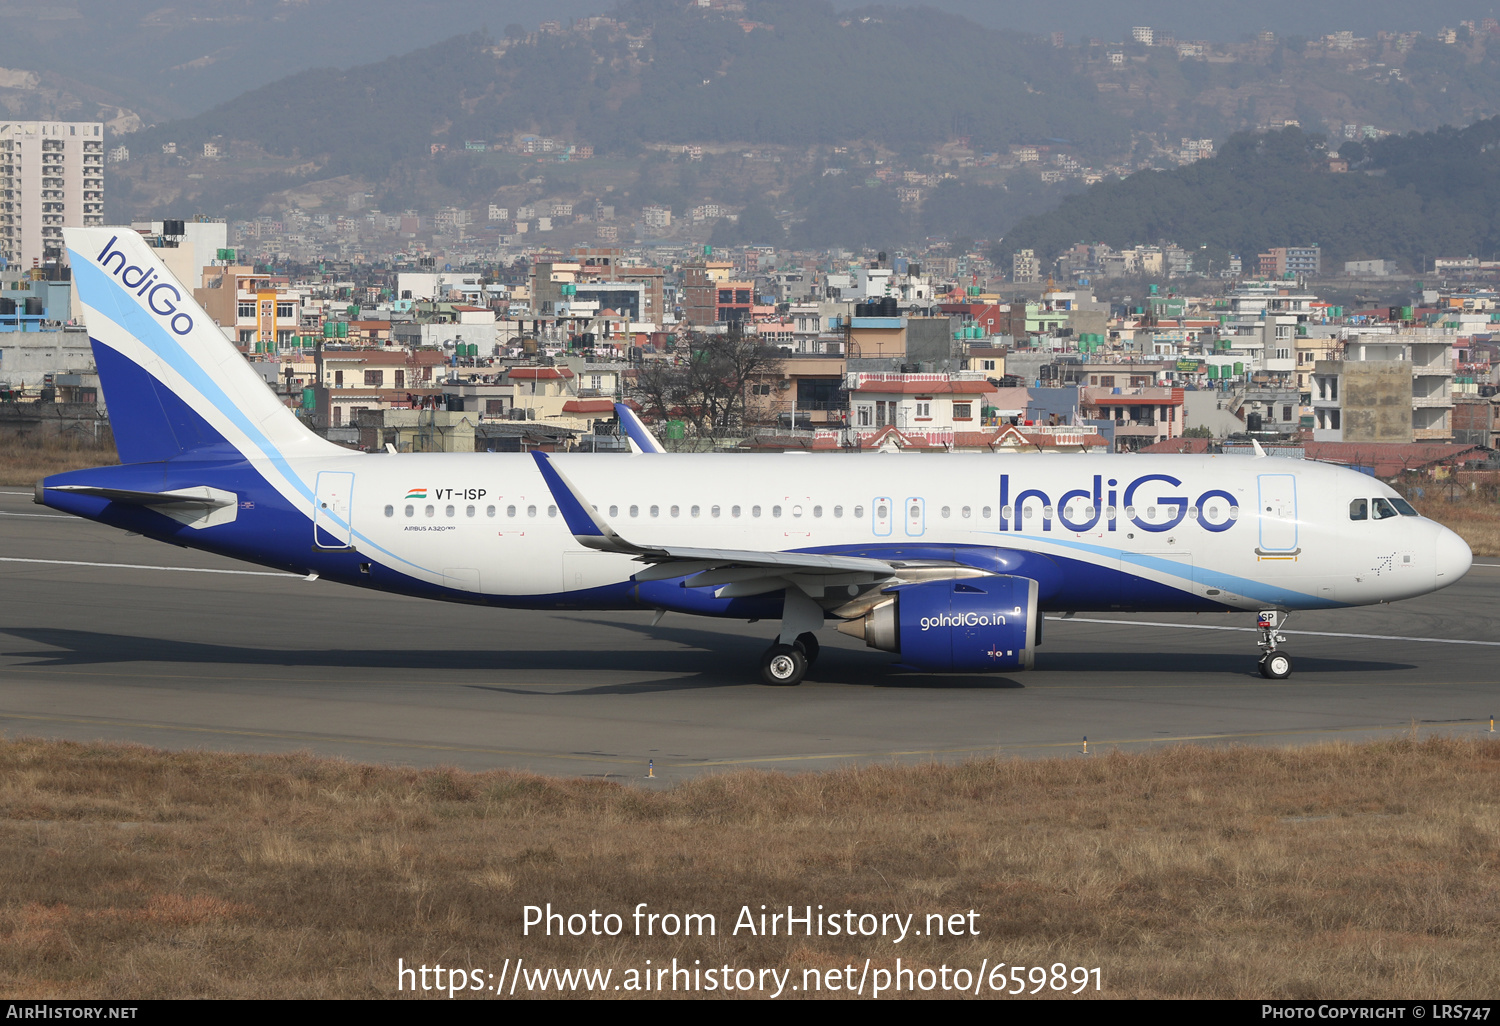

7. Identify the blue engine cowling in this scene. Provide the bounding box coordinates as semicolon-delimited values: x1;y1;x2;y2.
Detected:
849;575;1039;672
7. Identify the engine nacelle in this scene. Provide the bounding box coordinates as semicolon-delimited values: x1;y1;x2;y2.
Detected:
838;575;1039;672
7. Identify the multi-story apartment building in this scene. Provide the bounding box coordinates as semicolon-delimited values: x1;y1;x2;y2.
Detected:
1257;245;1321;279
1311;332;1456;442
0;121;104;270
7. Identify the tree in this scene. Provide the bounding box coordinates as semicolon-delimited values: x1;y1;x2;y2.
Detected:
630;328;783;444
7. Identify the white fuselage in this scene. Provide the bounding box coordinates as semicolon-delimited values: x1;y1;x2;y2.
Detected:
292;451;1465;611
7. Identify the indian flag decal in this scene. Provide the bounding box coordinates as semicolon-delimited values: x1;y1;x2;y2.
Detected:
405;488;428;500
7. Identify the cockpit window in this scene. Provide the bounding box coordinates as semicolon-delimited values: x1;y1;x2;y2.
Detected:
1349;498;1368;521
1390;497;1419;517
1372;497;1399;520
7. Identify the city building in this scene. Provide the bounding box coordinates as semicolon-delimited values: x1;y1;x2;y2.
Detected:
1256;246;1321;279
1311;332;1455;442
0;120;105;271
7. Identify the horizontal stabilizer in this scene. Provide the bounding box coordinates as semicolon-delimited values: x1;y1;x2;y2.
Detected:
45;484;238;530
47;484;235;508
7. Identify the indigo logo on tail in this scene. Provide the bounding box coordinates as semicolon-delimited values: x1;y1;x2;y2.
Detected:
96;235;194;336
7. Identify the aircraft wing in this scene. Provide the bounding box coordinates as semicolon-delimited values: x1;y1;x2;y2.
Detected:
531;451;898;595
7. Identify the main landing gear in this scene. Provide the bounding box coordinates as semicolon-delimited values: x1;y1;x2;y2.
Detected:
760;633;819;686
1255;609;1292;679
759;589;823;687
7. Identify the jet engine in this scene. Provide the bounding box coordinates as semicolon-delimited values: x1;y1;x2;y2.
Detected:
836;575;1039;672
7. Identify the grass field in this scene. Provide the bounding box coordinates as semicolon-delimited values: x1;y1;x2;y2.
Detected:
1410;490;1500;557
0;437;116;488
0;735;1496;999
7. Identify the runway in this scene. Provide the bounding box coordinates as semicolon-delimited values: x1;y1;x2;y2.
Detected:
1;487;1497;781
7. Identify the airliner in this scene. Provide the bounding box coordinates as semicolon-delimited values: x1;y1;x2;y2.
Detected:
35;227;1473;686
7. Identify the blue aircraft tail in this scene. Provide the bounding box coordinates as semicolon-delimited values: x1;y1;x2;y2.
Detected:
63;227;339;465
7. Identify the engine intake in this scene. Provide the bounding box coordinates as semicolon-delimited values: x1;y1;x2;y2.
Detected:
837;575;1039;672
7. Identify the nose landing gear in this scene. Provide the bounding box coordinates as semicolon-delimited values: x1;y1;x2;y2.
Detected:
1256;609;1291;679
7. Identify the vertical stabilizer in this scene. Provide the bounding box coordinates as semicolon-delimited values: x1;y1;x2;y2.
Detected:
64;227;341;465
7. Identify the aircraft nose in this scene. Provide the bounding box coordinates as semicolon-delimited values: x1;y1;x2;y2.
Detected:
1434;526;1472;589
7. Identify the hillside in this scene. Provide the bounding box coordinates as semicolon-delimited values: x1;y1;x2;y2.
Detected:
102;0;1500;253
122;2;1124;166
998;119;1500;270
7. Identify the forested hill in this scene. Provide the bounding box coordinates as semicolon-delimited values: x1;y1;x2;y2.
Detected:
125;0;1126;175
998;119;1500;272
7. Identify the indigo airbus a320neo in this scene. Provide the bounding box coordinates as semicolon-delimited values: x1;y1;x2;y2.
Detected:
37;227;1472;686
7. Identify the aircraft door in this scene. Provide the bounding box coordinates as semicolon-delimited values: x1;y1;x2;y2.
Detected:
872;496;892;537
904;496;926;537
314;471;355;549
1256;474;1299;555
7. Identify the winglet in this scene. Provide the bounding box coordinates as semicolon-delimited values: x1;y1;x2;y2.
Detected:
1251;438;1267;459
530;451;637;552
614;403;666;454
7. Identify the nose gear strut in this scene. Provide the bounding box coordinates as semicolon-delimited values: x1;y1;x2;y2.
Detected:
1255;609;1292;679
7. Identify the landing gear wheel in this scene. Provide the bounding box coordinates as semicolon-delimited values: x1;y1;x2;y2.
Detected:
1260;651;1292;679
760;644;808;686
794;632;820;664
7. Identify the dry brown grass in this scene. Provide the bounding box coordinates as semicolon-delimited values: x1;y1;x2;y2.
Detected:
1413;493;1500;557
0;735;1497;999
0;436;116;487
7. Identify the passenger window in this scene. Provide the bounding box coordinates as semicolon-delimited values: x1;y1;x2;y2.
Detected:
876;503;888;519
833;505;843;518
792;506;802;518
527;505;537;518
425;505;435;518
445;505;455;517
548;505;557;517
486;505;495;517
981;506;991;519
1349;498;1368;521
813;505;822;518
650;505;660;517
609;505;618;517
507;505;516;518
466;505;475;518
962;506;971;519
772;505;782;518
669;505;679;517
941;506;951;518
1002;506;1014;519
732;505;741;517
1372;498;1399;520
752;505;762;518
711;505;721;518
404;504;414;517
691;505;700;518
630;505;639;517
384;505;394;518
854;505;864;518
1391;497;1419;517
